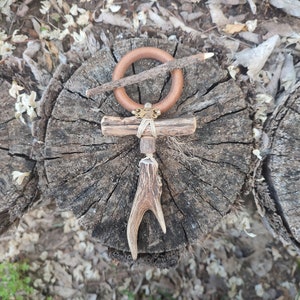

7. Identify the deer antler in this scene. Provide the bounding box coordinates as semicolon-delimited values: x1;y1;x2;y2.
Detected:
127;156;166;260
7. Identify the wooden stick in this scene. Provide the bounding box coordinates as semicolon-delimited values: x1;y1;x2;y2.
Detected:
101;116;197;137
86;52;214;97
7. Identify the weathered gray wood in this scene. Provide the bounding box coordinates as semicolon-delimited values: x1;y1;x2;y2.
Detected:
0;38;255;267
0;65;75;234
40;38;252;265
255;84;300;249
0;78;36;234
101;116;196;136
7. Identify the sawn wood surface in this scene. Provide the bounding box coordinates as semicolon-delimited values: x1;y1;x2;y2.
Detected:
3;38;297;266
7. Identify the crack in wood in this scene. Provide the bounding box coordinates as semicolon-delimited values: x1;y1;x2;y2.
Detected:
202;73;231;96
176;159;231;209
200;107;248;125
0;117;15;125
205;141;252;146
0;146;9;151
261;157;299;245
190;153;247;175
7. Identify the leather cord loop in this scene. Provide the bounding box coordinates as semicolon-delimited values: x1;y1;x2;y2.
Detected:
112;47;184;114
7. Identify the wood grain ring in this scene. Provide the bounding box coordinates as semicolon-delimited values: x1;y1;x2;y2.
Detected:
112;47;184;114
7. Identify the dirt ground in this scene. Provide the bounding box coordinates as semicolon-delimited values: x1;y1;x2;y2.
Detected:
0;0;300;299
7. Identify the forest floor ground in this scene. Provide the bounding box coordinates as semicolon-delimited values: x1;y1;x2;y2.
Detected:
0;0;299;299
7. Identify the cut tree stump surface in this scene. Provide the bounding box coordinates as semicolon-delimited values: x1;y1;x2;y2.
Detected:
0;63;76;235
256;84;300;249
42;39;253;261
0;78;37;234
1;38;254;265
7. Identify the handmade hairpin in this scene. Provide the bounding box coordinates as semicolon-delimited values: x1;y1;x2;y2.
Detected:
87;47;212;260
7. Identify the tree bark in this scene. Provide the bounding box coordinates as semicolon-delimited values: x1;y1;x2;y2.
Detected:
0;64;76;233
0;38;255;267
254;83;300;250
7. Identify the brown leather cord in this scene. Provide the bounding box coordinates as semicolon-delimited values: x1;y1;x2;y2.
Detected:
112;47;184;114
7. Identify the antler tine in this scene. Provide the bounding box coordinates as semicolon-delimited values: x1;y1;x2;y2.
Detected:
127;157;166;260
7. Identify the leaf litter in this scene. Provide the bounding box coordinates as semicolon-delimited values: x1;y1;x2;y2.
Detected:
0;0;300;299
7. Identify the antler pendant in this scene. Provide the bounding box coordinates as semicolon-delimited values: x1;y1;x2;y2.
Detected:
127;156;166;260
93;47;210;261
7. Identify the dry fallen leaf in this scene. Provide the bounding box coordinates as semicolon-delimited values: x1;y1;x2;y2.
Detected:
253;128;262;141
169;16;201;38
206;258;227;278
186;11;203;22
109;4;121;13
94;11;132;29
238;32;261;44
234;34;280;79
63;14;76;28
224;23;247;34
76;9;90;26
262;21;294;38
280;53;296;91
12;171;31;185
45;40;59;57
270;0;300;18
266;53;285;97
11;30;28;43
52;286;77;298
246;19;257;32
69;4;79;15
43;52;52;72
148;9;172;31
220;0;245;4
255;284;264;297
208;3;229;27
39;0;51;14
0;40;15;57
246;0;257;14
23;40;52;85
15;90;37;122
241;216;257;237
0;30;8;40
9;80;24;98
227;65;239;79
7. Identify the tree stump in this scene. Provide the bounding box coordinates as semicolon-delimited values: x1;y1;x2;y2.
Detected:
0;78;36;234
255;83;300;250
0;38;253;266
0;65;75;234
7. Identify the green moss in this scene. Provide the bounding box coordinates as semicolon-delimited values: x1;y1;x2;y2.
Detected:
0;260;34;300
120;289;135;300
